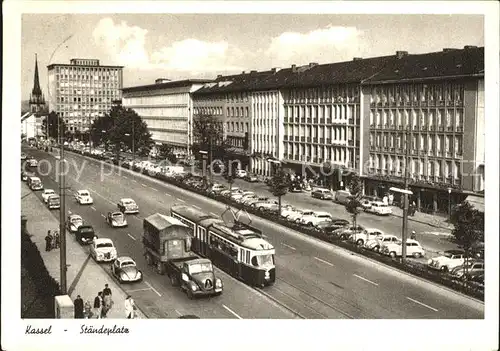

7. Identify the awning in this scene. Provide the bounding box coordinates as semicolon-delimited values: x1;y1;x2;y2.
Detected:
465;195;485;213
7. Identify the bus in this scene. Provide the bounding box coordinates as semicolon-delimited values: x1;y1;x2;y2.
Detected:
171;205;276;287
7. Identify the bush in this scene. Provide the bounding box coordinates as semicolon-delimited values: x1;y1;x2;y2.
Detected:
21;227;62;318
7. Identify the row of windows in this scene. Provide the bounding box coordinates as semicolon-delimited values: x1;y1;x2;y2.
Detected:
226;122;249;133
194;107;223;116
57;74;119;82
209;233;239;259
369;133;463;154
283;144;353;164
284;126;353;140
284;105;359;120
125;94;188;106
55;85;119;96
283;85;359;103
370;83;464;104
369;109;463;127
56;104;109;111
55;66;120;75
151;131;188;144
57;97;115;103
227;106;250;118
146;119;187;130
369;155;461;179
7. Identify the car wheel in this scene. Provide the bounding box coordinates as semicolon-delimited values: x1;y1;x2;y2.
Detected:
373;245;380;252
356;239;364;246
389;251;397;258
441;266;449;273
413;252;422;259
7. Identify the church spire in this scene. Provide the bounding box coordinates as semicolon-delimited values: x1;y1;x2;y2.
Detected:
32;53;42;96
29;53;46;113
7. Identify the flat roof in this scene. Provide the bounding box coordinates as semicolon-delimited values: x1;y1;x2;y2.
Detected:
47;63;124;69
122;79;214;93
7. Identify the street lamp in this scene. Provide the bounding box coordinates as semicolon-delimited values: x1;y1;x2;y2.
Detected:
199;150;208;187
448;188;452;222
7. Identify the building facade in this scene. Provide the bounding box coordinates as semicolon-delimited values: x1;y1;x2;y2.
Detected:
47;58;123;133
122;79;212;156
21;112;43;140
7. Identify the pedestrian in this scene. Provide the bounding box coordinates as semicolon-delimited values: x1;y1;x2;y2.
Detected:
410;230;417;240
84;300;93;319
388;193;394;206
93;292;103;319
383;195;388;206
102;284;113;314
124;295;136;319
45;231;52;252
74;295;84;319
54;231;60;249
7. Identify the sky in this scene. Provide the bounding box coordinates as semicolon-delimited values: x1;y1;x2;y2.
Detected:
21;13;484;101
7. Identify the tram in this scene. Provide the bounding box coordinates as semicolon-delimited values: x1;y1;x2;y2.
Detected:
171;205;276;287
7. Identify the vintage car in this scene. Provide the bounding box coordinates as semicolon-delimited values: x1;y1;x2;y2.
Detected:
76;225;96;245
451;260;484;280
243;173;259;182
117;198;139;214
90;238;118;263
381;239;425;258
28;176;43;191
235;169;247;178
330;225;365;240
286;209;316;223
231;191;254;202
111;256;143;283
74;190;94;205
47;194;61;210
67;214;84;233
349;228;385;246
21;171;35;181
299;211;333;227
311;188;334;200
365;201;392;216
365;233;400;252
427;249;466;272
42;189;56;203
27;159;38;167
210;183;226;194
106;211;128;228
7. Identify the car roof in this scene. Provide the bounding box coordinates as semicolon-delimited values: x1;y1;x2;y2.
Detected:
95;238;113;245
117;256;135;263
69;214;82;219
78;189;90;193
30;176;40;180
111;211;123;216
121;198;135;202
365;228;384;233
45;189;55;192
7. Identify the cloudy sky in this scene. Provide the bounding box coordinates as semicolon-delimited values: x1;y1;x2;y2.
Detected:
21;13;483;100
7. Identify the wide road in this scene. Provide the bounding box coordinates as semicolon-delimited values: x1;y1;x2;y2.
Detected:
24;147;484;319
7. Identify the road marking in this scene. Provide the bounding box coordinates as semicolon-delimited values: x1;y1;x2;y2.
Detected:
192;205;201;210
165;193;172;197
88;189;116;206
353;274;379;286
145;281;162;297
90;206;96;211
133;179;138;182
175;310;183;316
141;183;147;187
101;214;106;218
127;288;153;293
406;297;439;312
123;175;128;179
314;256;334;267
127;233;136;241
152;188;159;192
210;212;219;217
282;243;296;250
222;304;242;319
176;198;185;203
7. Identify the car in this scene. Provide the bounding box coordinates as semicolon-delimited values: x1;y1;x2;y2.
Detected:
365;233;400;252
237;193;259;204
90;238;118;263
365;201;392;216
349;228;385;246
42;189;56;203
451;260;484;280
427;249;466;272
111;256;143;283
299;211;333;226
235;169;247;178
75;190;94;205
289;181;303;192
21;152;27;160
311;188;334;200
27;159;38;167
244;173;259;182
210;184;226;194
106;211;128;228
331;225;365;240
67;214;84;233
28;176;43;191
244;196;269;206
75;225;96;245
316;219;351;233
47;194;61;209
231;191;254;202
251;200;278;211
360;196;379;211
381;239;425;258
117;198;139;214
22;171;35;182
286;209;316;223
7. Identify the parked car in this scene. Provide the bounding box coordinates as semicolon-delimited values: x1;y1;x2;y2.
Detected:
311;188;334;200
287;209;316;223
244;173;259;182
210;183;226;194
90;238;118;263
365;233;400;252
451;260;484;280
106;211;128;228
381;239;425;258
75;225;96;245
42;189;56;203
47;194;61;210
365;201;392;216
28;176;43;191
349;228;385;246
112;256;143;283
21;171;35;181
361;196;379;211
299;211;333;227
427;250;466;272
117;198;139;214
235;169;247;178
67;214;83;233
289;181;303;192
316;219;351;234
74;190;94;205
334;190;353;205
251;200;278;211
331;225;365;240
245;196;269;206
27;159;38;167
231;191;254;202
237;193;259;204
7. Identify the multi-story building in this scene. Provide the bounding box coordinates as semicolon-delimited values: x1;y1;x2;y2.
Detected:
47;58;123;133
122;79;213;156
360;46;484;213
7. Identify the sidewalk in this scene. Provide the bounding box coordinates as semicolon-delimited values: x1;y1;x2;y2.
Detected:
389;205;454;232
21;183;146;319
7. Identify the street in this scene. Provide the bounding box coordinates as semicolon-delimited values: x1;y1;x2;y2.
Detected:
24;147;484;319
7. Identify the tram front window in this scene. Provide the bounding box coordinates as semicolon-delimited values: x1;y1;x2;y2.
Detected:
189;262;213;275
251;254;274;268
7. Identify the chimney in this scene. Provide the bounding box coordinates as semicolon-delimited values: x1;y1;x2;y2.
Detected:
443;48;458;52
271;67;281;73
396;51;408;59
464;45;478;50
291;64;297;72
353;57;363;61
309;62;318;68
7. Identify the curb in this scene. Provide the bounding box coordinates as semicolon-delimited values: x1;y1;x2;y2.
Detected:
390;213;453;231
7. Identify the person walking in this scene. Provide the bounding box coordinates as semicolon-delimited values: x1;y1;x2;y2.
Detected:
124;295;136;319
102;284;113;316
45;231;52;252
74;295;84;319
54;231;60;249
93;292;103;319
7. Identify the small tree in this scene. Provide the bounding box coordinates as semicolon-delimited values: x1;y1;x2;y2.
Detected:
344;173;363;234
90;115;114;147
450;201;484;278
193;113;224;167
268;166;289;216
42;111;67;141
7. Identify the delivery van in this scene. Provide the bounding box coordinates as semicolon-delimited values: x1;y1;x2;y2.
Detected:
334;190;353;205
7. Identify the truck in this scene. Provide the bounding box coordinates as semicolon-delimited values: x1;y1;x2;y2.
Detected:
334;190;353;205
142;213;223;298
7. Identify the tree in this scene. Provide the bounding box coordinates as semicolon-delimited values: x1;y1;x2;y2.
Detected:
42;111;67;141
450;201;484;279
90;115;114;147
158;144;177;164
344;173;363;239
267;166;290;217
193;113;224;161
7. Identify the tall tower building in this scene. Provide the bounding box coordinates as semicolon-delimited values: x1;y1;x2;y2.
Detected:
29;53;46;114
47;58;123;133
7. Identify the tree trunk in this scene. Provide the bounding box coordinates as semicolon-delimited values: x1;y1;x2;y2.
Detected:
278;196;282;217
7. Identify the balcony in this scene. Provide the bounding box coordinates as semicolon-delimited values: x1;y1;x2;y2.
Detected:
313;119;319;124
326;118;332;124
313;157;318;163
455;152;463;158
294;117;299;123
318;158;323;163
284;117;289;123
454;178;461;186
313;138;318;143
370;123;375;128
294;155;299;161
398;125;404;130
436;150;443;156
456;126;463;132
283;135;288;141
438;126;445;131
390;147;395;152
370;145;376;151
319;118;325;124
446;151;452;157
326;138;332;144
376;124;383;129
429;125;435;131
447;126;454;131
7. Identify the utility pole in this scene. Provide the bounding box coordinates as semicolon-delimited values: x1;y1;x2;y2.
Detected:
401;128;411;263
209;135;213;185
132;118;135;161
58;117;67;294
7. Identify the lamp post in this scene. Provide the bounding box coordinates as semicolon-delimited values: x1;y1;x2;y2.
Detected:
448;188;452;222
199;150;208;188
58;115;67;295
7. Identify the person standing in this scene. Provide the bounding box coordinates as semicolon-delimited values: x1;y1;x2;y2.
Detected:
93;292;103;319
102;284;113;315
388;193;394;206
45;231;52;252
54;231;60;249
124;295;136;319
74;295;84;319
